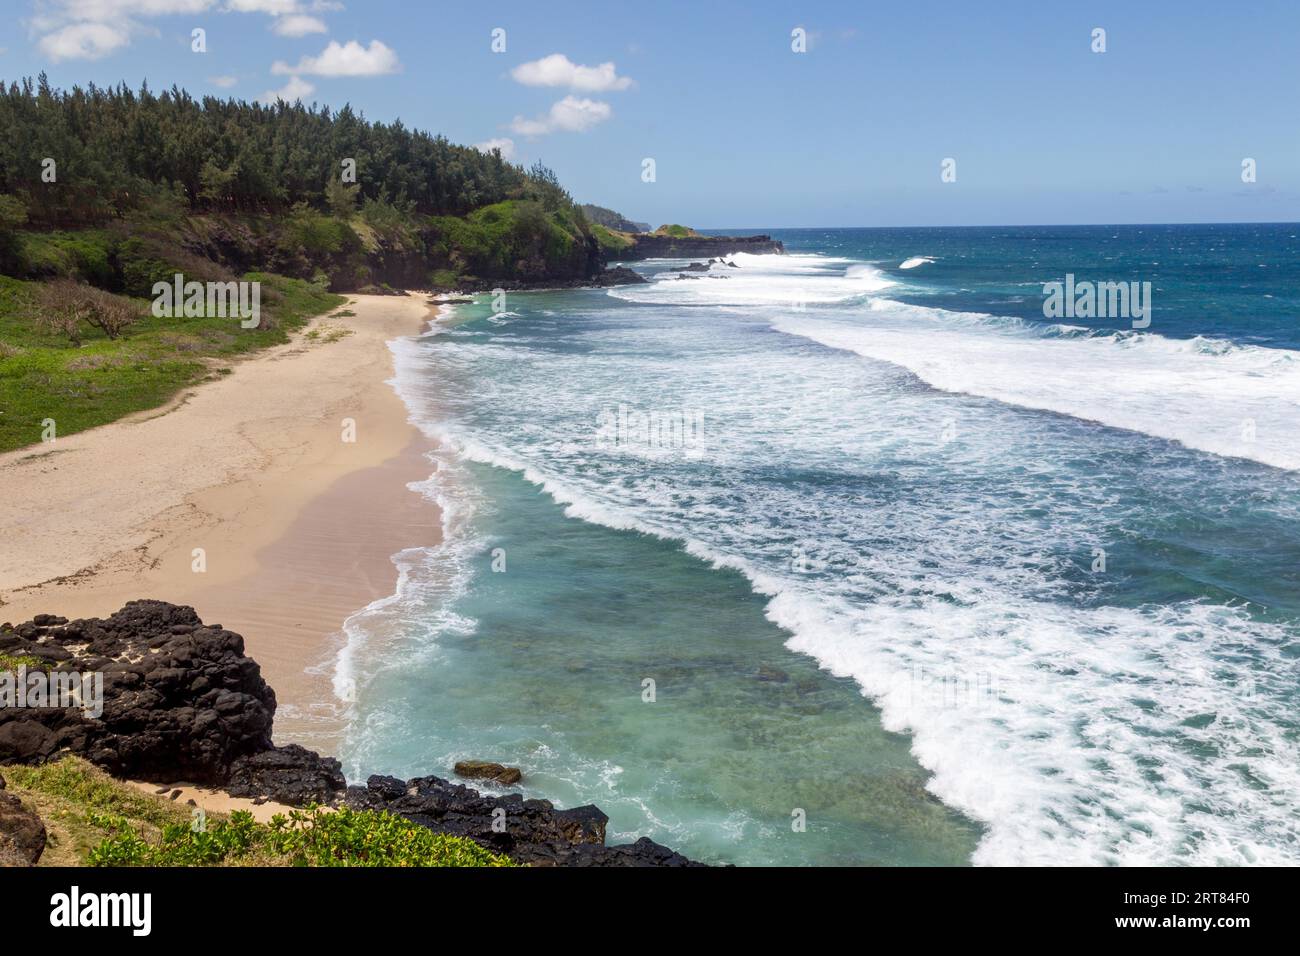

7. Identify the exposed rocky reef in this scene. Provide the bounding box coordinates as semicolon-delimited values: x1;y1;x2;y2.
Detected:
622;234;784;260
434;265;647;293
0;601;700;867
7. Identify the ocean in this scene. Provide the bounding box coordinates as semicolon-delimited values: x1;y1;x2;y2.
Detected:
335;224;1300;866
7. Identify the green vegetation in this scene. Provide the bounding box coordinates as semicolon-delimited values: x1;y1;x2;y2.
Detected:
304;324;353;344
0;75;548;223
0;77;608;453
3;757;517;868
2;758;195;866
655;224;699;238
90;805;517;868
0;271;342;452
591;223;635;254
426;199;590;283
0;652;48;672
0;76;596;292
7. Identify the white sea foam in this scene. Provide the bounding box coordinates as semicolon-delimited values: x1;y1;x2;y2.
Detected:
327;331;485;771
351;264;1300;865
774;310;1300;470
615;251;1300;471
899;256;936;269
607;253;894;306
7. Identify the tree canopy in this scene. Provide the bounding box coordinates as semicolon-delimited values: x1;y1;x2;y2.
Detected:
0;74;572;226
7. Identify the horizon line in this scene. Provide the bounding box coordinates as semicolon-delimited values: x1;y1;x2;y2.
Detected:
689;219;1300;231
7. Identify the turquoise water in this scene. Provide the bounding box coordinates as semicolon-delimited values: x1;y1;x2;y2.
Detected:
342;461;980;865
339;226;1300;866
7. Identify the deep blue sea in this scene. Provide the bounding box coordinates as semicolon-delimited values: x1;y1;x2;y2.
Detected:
335;224;1300;866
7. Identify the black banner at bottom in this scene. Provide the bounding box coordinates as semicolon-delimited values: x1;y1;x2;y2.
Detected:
3;865;1282;943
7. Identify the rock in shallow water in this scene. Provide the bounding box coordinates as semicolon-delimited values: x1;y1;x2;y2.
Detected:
454;760;523;786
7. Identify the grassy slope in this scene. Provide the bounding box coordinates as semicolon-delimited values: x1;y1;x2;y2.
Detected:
0;193;597;454
590;223;635;254
3;758;194;866
2;757;515;867
0;272;344;454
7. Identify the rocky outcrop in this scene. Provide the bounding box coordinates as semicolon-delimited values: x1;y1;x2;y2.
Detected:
591;266;648;287
0;774;46;866
226;744;346;806
579;204;651;234
0;602;702;867
0;602;274;782
347;774;704;867
622;234;784;260
431;265;646;293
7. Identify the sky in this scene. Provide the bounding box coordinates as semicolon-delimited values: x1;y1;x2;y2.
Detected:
2;0;1297;228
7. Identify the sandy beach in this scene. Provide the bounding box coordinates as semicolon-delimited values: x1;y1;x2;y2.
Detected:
0;293;440;751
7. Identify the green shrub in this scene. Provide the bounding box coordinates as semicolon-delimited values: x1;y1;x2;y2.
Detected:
282;203;360;258
0;652;48;672
17;231;115;286
89;805;517;868
0;194;29;273
591;223;634;254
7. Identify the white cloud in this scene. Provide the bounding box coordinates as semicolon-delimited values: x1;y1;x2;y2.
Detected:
258;75;315;103
30;0;342;61
272;39;401;76
509;95;612;136
208;74;238;87
224;0;297;12
38;22;132;61
510;53;632;92
272;13;326;36
32;1;214;37
474;138;516;160
36;0;213;23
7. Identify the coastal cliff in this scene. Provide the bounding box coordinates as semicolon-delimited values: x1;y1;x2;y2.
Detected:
0;601;701;867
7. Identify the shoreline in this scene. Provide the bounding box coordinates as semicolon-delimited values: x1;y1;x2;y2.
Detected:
0;293;440;753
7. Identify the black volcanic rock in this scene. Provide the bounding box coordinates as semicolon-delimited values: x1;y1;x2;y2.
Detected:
226;744;346;805
431;265;646;293
0;790;46;866
0;600;274;782
624;234;784;260
346;773;706;867
591;265;648;286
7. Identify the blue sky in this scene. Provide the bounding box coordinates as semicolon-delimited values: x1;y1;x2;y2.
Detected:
3;0;1297;227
